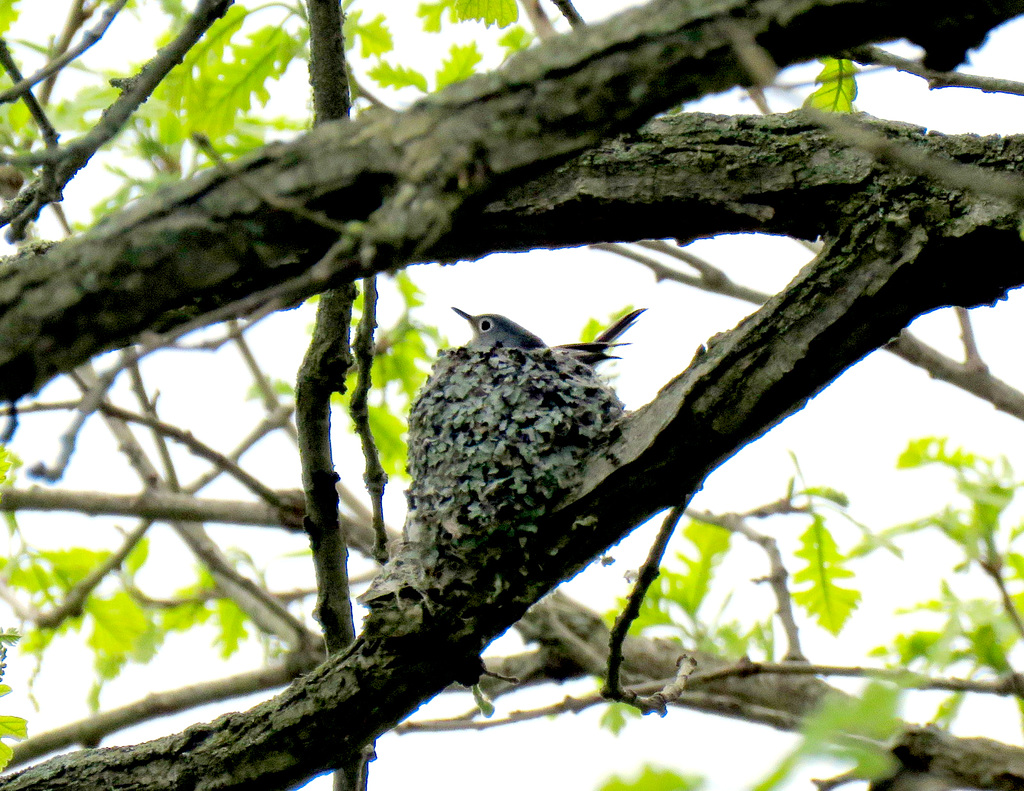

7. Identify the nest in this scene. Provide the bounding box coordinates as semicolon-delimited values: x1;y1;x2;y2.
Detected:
403;346;625;547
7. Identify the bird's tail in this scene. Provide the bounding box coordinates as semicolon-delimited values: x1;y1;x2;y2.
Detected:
556;308;646;365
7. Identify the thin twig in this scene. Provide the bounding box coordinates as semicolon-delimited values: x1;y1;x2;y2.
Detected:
550;0;584;28
185;404;295;494
685;659;1024;697
0;487;306;531
689;507;806;661
847;44;1024;98
175;312;268;351
0;400;80;416
0;0;128;105
349;276;388;563
955;306;988;373
27;366;115;481
598;241;1024;424
0;41;59;148
295;0;359;666
74;365;318;648
980;559;1024;644
603;504;687;713
35;521;151;630
518;0;557;39
398;676;801;734
93;400;298;514
126;357;179;490
592;242;772;303
0;37;69;237
811;108;1024;206
296;287;358;654
227;319;299;443
302;4;366;789
39;0;91;107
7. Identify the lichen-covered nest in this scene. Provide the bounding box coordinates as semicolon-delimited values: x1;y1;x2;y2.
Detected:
403;346;625;548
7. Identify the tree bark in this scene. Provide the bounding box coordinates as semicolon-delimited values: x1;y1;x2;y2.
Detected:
2;0;1022;402
4;163;1024;789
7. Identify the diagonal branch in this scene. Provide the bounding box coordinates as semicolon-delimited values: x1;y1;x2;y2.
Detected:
0;0;129;105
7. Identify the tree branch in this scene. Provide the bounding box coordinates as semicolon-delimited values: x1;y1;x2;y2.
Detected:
7;158;1024;787
8;655;321;768
297;0;357;672
349;276;388;563
0;0;128;105
4;0;1021;401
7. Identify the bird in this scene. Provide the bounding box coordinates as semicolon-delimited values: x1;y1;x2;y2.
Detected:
451;307;645;366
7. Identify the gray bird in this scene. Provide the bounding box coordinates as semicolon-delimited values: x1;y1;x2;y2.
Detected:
452;307;645;366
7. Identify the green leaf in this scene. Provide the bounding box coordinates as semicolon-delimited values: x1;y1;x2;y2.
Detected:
579;306;640;344
598;764;704;791
897;437;979;470
0;445;10;498
160;599;213;633
933;691;965;729
674;520;731;617
124;538;150;576
454;0;518;27
804;58;858;113
214;599;248;659
792;515;860;634
418;1;453;32
800;486;850;508
497;25;533;56
159;0;188;19
158;7;305;140
598;702;640;736
435;42;483;90
345;10;394;58
365;404;408;479
471;684;494;717
246;377;294;402
755;683;900;791
367;60;429;93
0;0;19;38
87;592;148;657
0;713;26;740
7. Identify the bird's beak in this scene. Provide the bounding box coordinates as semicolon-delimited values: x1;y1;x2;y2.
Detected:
451;307;473;321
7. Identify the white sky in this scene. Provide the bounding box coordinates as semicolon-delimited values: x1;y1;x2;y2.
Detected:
6;2;1024;790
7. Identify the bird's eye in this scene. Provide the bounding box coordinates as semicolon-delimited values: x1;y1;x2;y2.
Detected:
479;319;492;332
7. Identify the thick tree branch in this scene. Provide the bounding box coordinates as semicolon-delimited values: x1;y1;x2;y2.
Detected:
3;0;1021;402
6;163;1024;788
